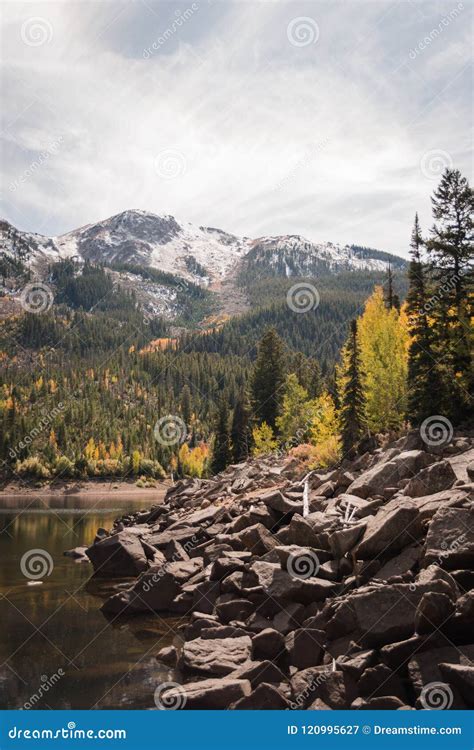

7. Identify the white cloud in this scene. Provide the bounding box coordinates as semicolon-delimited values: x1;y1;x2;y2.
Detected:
1;0;472;255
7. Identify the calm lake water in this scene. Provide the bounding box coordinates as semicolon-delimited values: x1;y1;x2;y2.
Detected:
0;494;181;710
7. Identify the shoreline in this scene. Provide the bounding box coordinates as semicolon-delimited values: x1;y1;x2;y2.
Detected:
0;478;172;498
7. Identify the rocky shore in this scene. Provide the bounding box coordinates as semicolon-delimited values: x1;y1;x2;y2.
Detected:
82;431;474;710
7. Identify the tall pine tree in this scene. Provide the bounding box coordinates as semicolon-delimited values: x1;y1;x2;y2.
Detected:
211;398;231;474
251;328;286;430
405;214;442;423
230;392;251;463
426;168;473;421
339;320;366;455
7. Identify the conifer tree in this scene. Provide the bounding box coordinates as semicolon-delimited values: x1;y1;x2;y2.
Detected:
251;328;286;429
384;263;400;311
180;384;192;427
405;214;442;423
425;168;473;420
211;399;231;474
230;392;251;463
339;320;366;455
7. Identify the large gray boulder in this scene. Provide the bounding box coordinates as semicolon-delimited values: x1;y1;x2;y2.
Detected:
422;507;474;570
159;677;251;709
347;450;435;498
356;499;422;559
403;460;457;497
86;530;151;577
101;559;201;615
250;561;336;604
180;636;252;675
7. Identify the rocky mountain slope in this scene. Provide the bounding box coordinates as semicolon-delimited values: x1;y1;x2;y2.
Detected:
1;211;406;288
77;431;474;710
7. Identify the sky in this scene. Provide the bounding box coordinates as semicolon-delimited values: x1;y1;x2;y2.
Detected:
1;0;472;256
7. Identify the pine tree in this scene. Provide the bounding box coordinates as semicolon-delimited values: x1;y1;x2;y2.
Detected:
405;214;443;423
384;262;400;311
339;320;366;455
230;392;251;463
252;328;286;430
180;384;192;427
211;399;231;473
425;168;473;421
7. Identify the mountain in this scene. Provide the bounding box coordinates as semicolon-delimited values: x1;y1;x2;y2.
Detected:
0;210;406;326
0;210;406;287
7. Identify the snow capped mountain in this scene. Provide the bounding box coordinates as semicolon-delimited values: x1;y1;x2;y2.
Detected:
0;210;405;289
52;210;249;283
245;235;392;277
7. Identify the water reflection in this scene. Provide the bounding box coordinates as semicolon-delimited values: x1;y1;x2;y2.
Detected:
0;494;181;709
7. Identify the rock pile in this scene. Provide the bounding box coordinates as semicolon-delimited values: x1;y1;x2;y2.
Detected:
85;433;474;710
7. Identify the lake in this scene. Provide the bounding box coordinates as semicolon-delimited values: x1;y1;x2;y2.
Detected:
0;493;181;709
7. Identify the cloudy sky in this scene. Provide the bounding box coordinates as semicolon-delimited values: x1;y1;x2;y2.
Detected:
1;0;472;256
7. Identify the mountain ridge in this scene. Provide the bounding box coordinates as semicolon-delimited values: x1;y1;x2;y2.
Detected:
1;210;407;289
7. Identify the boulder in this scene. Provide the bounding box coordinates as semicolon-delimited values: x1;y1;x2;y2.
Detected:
101;559;201;615
64;546;89;562
215;598;254;624
347;450;435;498
375;545;421;581
409;488;469;522
290;666;332;708
415;591;455;634
180;636;252;675
403;460;457;497
324;578;455;647
231;659;288;687
408;645;474;707
86;531;151;577
230;683;291;709
356;499;422;559
160;677;251;710
260;489;302;514
358;664;407;702
438;663;474;707
250;561;336;604
422;506;474;570
251;628;286;661
236;523;277;556
285;628;325;669
156;645;178;667
272;603;305;634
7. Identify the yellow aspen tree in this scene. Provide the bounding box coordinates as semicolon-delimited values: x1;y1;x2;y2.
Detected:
358;287;409;432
